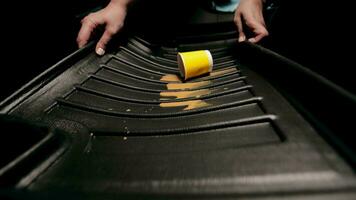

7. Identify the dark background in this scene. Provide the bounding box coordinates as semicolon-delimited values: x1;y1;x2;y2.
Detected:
0;0;108;101
268;1;356;94
0;0;354;100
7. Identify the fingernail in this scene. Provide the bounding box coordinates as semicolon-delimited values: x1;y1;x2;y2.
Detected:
96;48;105;56
78;43;84;48
238;35;246;42
248;38;256;43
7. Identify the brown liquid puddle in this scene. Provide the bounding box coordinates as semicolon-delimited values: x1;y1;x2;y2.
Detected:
160;100;211;110
158;68;237;110
209;67;237;77
160;74;181;82
160;89;211;99
166;80;211;90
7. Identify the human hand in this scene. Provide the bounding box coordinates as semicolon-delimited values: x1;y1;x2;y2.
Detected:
77;0;130;55
234;0;268;43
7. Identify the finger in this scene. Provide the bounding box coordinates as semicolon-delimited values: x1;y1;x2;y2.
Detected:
248;25;269;43
95;22;123;55
95;29;116;55
234;12;246;42
238;29;246;43
77;17;97;48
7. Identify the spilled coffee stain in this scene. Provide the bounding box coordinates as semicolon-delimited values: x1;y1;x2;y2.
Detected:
166;80;211;90
209;67;237;77
160;89;211;99
160;74;181;82
160;100;211;110
158;68;234;110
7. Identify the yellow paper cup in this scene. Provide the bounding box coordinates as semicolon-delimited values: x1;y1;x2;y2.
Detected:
177;50;213;80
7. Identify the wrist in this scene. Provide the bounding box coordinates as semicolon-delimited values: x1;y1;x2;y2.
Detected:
110;0;133;7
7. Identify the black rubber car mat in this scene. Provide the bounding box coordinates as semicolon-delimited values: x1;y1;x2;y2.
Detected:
126;37;237;61
105;57;240;83
0;1;349;198
87;73;247;94
93;66;243;91
125;42;237;67
125;37;238;60
48;102;267;135
1;34;355;198
115;47;237;72
59;89;254;115
79;75;247;99
0;115;66;187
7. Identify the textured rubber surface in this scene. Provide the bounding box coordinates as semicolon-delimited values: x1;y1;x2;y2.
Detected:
0;34;355;199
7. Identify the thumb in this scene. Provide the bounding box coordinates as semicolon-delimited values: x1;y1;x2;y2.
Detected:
248;24;269;43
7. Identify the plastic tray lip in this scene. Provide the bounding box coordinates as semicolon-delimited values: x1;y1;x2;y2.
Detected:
241;42;356;103
239;42;356;167
15;132;69;188
0;133;53;177
0;125;69;188
0;42;95;114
